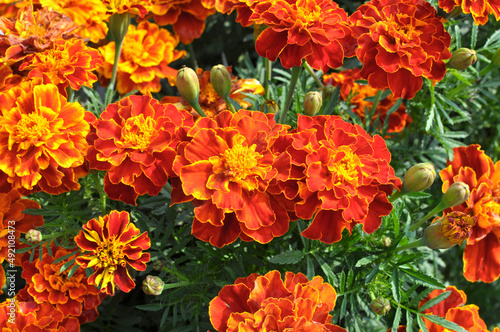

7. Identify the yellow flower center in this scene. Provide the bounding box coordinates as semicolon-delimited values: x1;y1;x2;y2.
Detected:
121;115;156;151
200;83;220;104
222;141;261;182
95;236;126;272
295;0;321;25
14;113;51;143
441;212;476;245
329;147;362;185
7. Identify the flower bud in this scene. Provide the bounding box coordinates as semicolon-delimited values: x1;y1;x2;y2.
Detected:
381;236;392;247
25;229;42;244
151;260;164;271
370;297;391;315
423;211;476;249
109;13;131;43
260;99;279;114
303;91;322;116
442;182;470;208
177;67;200;107
210;65;232;99
142;275;164;296
447;48;477;70
402;163;436;193
322;85;336;101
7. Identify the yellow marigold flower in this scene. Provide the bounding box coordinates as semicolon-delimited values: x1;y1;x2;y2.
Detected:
0;82;90;194
103;0;152;17
74;210;151;295
97;20;185;95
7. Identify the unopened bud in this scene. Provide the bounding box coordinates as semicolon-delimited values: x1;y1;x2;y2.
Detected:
370;297;391;315
142;275;164;296
25;229;42;244
447;48;477;70
260;99;279;114
381;236;392;247
109;13;131;43
322;85;336;101
442;182;470;208
402;163;436;193
303;91;322;116
177;67;200;107
151;260;164;271
210;65;232;99
423;211;476;249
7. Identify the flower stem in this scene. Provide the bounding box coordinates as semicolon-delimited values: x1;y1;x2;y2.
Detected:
278;65;302;124
264;58;272;100
192;99;207;117
396;238;425;252
187;43;199;70
104;36;125;107
479;63;495;76
91;172;107;215
303;62;323;89
408;200;447;232
388;190;405;203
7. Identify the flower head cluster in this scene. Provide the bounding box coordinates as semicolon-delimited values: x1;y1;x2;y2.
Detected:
172;110;292;248
283;115;401;244
97;20;185;95
74;210;151;295
102;0;152;16
249;0;355;72
149;0;216;44
87;94;194;205
209;270;347;332
0;83;90;194
438;0;500;25
350;0;452;99
439;144;500;282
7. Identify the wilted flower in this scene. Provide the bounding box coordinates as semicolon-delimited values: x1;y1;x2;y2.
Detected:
438;0;500;25
423;211;476;249
350;0;452;99
74;210;151;295
209;270;347;332
402;163;436;193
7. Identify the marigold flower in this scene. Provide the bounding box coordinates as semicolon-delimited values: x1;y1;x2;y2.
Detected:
283;115;401;244
171;110;292;248
87;94;194;205
249;0;355;72
103;0;152;17
19;38;103;92
209;270;347;332
21;245;105;323
215;0;261;27
350;0;452;99
439;0;500;25
97;20;185;95
0;83;90;194
74;210;151;295
440;144;500;282
149;0;216;45
423;211;477;249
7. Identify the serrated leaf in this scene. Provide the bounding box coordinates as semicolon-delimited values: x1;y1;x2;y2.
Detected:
392;306;402;332
400;268;445;289
59;258;76;274
406;309;414;332
268;250;305;265
417;314;429;332
365;264;380;284
355;255;377;267
421;314;468;332
419;291;451;312
392;268;400;302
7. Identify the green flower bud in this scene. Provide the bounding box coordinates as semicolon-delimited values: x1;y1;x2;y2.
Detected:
322;85;336;101
108;13;131;43
142;275;164;296
210;65;232;99
381;236;392;247
370;297;391;315
260;99;279;114
402;163;436;193
423;211;476;249
177;67;200;108
303;91;322;116
151;260;164;272
447;48;477;70
25;229;42;244
442;182;470;209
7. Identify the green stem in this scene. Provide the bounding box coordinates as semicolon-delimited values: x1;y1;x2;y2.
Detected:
388;190;405;203
223;97;237;113
187;43;198;70
42;232;64;241
479;62;495;76
303;62;323;89
278;65;302;124
396;238;425;252
91;172;107;214
66;87;74;102
408;200;447;232
264;58;272;100
192;99;207;117
104;37;125;107
370;89;384;114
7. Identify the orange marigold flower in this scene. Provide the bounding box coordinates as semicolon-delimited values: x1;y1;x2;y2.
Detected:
87;94;194;205
171;110;292;248
21;245;105;323
323;68;362;100
419;286;489;332
215;0;262;27
150;0;216;45
97;20;185;95
74;210;151;295
0;0;20;19
19;38;103;92
439;0;500;25
103;0;152;17
249;0;355;73
439;144;500;283
350;0;452;99
209;270;347;332
0;83;90;194
283;115;401;244
161;67;264;118
39;0;110;43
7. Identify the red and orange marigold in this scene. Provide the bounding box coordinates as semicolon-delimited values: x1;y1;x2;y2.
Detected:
209;270;347;332
171;110;292;248
97;20;185;95
102;0;152;16
87;94;194;205
215;0;262;27
350;0;452;99
149;0;216;45
439;144;500;283
282;115;401;244
248;0;355;73
74;210;151;295
438;0;500;25
0;83;90;194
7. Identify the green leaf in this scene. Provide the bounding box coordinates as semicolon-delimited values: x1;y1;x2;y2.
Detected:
400;268;445;289
355;255;377;267
391;268;400;302
268;250;305;265
419;291;451;312
421;314;468;332
417;314;429;332
392;306;402;332
135;303;168;312
406;309;414;332
365;264;380;285
59;258;76;274
53;249;79;264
